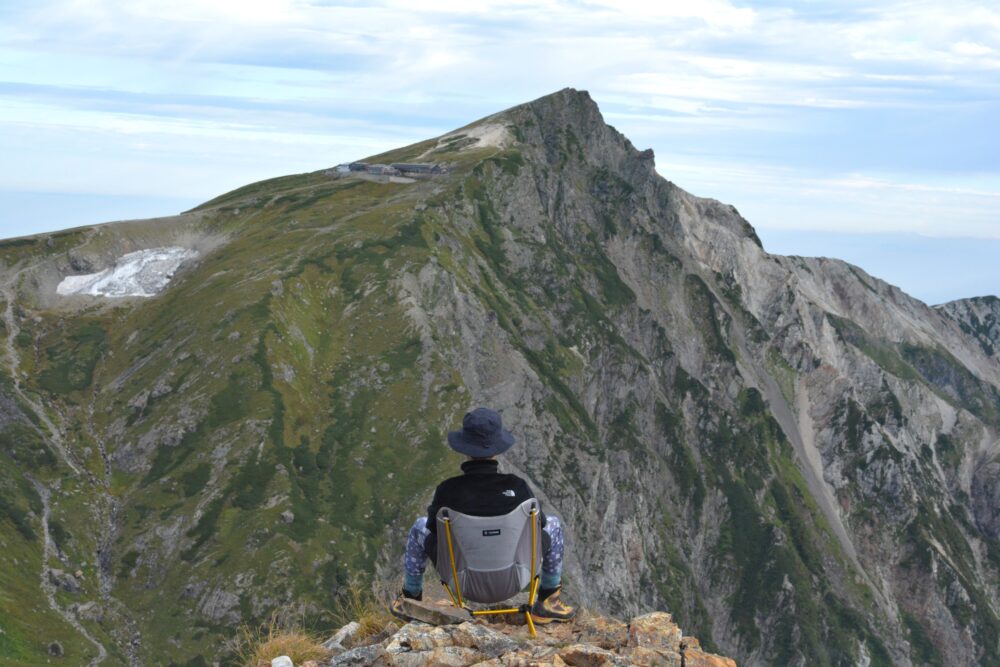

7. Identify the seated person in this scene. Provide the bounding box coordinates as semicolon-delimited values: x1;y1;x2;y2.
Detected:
396;407;576;622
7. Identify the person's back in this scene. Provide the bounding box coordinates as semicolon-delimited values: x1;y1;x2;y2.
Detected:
394;407;575;623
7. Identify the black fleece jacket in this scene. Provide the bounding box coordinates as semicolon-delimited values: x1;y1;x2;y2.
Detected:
423;459;547;560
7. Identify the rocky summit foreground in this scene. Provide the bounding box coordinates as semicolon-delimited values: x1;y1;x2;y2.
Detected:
322;608;735;667
1;88;999;666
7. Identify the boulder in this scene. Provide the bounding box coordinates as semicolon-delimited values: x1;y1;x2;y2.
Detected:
557;643;631;666
198;587;240;624
74;601;104;622
624;645;682;667
626;612;682;652
682;647;738;667
449;622;519;658
48;569;81;593
389;645;482;666
392;598;471;625
574;615;628;650
324;620;362;654
385;623;455;653
328;644;388;666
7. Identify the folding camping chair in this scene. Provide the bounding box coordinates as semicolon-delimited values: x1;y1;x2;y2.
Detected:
435;498;543;636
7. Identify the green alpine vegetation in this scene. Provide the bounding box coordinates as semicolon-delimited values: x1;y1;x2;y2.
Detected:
1;89;999;666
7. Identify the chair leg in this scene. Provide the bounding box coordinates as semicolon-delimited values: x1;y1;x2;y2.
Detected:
527;575;540;606
447;576;541;638
442;582;459;608
524;575;540;637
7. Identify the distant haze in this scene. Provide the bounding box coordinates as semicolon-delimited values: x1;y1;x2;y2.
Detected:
756;230;1000;306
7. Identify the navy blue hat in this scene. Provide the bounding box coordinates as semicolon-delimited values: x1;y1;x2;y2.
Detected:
447;407;516;457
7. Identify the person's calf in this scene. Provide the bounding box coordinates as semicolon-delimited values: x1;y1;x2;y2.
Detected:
402;577;423;600
402;516;430;599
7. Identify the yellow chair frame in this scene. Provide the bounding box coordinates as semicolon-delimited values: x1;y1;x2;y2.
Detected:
439;507;541;637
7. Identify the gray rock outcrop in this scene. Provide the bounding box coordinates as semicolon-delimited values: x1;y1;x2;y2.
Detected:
322;610;733;667
4;88;1000;667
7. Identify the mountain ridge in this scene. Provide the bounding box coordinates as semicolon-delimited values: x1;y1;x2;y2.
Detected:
0;88;998;666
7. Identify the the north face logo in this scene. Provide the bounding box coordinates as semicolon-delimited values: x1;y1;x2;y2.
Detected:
502;489;515;497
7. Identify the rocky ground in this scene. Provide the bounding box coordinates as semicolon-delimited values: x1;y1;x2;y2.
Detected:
319;599;735;667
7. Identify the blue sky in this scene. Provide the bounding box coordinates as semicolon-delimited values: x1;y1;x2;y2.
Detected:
0;0;997;303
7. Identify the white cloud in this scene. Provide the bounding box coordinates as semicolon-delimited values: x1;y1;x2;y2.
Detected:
583;0;756;30
817;175;1000;200
5;0;998;109
843;2;1000;69
658;158;1000;239
953;41;995;57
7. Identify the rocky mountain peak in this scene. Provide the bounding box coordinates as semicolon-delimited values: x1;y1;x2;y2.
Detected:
460;87;765;271
1;89;999;666
498;88;610;142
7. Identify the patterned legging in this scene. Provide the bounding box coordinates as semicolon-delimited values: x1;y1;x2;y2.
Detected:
403;515;564;593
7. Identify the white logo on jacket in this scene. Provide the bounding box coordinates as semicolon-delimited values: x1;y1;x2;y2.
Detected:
502;489;515;497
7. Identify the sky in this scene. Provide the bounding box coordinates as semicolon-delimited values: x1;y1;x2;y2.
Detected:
0;0;997;304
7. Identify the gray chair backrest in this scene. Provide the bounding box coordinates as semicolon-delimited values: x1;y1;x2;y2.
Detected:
435;499;542;604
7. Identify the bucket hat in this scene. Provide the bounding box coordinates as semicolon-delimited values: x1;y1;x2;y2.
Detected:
447;407;516;457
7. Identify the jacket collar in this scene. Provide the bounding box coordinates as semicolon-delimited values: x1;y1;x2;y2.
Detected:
460;459;499;475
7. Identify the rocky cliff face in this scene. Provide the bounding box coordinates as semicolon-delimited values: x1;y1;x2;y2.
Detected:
1;89;999;666
939;295;1000;359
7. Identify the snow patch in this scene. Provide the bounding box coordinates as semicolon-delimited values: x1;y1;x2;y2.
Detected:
57;247;197;298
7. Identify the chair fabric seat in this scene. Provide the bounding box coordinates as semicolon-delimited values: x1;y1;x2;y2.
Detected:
435;499;541;604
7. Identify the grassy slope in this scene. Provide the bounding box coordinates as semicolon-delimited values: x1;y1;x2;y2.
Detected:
0;369;106;665
1;105;997;666
43;140;492;662
104;197;440;658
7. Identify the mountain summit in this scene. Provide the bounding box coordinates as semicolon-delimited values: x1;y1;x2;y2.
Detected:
1;88;999;666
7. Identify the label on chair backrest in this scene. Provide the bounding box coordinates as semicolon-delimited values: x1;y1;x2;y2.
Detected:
482;529;502;536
